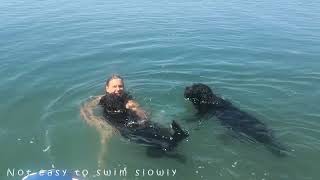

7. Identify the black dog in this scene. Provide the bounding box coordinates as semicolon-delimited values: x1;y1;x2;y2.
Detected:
184;83;287;156
99;93;189;152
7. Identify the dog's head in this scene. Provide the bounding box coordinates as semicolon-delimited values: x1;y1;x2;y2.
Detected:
100;93;142;126
100;93;127;115
184;83;219;107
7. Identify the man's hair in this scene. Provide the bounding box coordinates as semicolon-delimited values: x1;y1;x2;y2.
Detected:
105;74;124;87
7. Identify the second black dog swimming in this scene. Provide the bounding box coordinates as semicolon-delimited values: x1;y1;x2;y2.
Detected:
184;83;288;156
99;93;189;152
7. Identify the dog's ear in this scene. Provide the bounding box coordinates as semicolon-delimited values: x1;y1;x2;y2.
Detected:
99;95;106;106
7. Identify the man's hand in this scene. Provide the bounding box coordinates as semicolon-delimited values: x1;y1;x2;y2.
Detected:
126;100;148;121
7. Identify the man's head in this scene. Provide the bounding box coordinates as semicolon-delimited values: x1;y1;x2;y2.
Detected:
105;74;124;96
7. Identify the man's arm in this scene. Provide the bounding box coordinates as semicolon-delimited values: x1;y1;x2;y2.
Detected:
80;95;116;168
80;95;116;136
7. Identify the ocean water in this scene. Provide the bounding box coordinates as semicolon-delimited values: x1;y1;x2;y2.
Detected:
1;0;320;179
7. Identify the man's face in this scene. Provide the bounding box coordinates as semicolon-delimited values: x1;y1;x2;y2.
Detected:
106;78;124;96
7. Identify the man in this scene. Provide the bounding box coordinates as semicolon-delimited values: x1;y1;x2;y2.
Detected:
104;74;148;122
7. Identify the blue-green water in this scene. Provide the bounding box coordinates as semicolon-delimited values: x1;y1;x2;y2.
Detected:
1;0;320;179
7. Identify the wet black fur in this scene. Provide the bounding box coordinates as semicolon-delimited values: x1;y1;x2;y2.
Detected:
99;93;189;152
184;83;288;156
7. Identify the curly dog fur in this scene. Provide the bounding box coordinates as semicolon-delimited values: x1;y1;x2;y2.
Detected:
184;83;287;156
99;93;189;152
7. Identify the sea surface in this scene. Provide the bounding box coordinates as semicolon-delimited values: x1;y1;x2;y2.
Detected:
1;0;320;179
